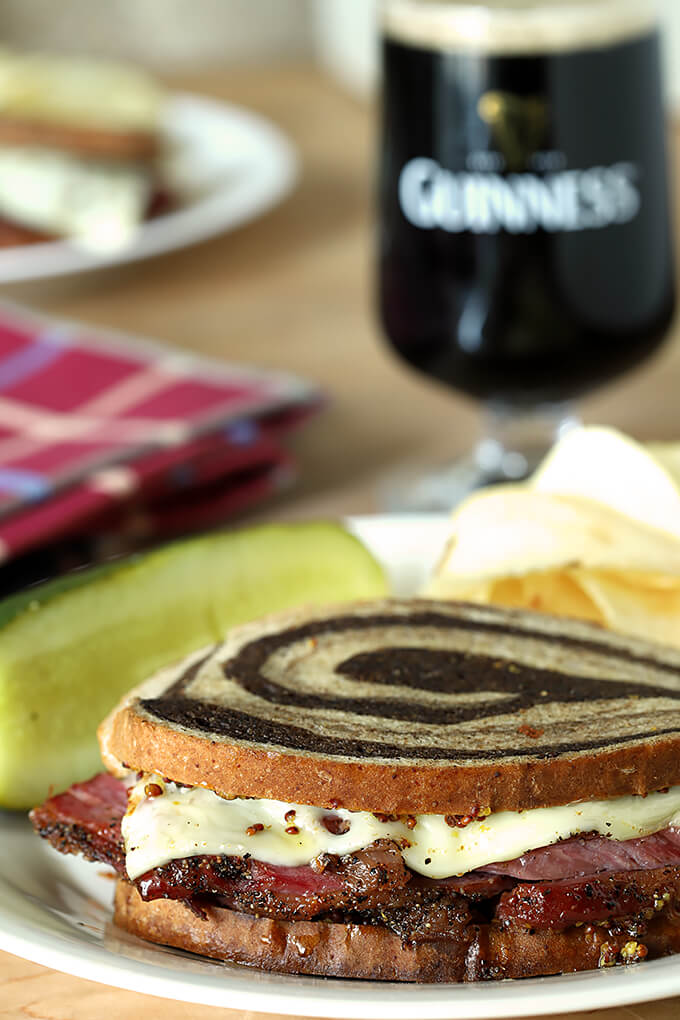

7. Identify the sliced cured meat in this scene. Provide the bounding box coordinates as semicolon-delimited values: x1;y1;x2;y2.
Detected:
365;894;473;945
413;873;513;899
138;840;411;920
29;772;128;872
484;829;680;881
496;866;680;930
27;773;680;935
135;848;512;921
137;852;345;915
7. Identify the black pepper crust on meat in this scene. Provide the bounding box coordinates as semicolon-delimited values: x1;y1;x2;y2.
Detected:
138;840;413;920
363;895;474;945
32;816;126;872
29;773;128;872
496;866;680;930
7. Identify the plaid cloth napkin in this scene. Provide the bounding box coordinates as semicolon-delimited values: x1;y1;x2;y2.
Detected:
0;302;321;567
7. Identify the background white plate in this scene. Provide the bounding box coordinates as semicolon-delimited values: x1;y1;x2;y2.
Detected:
1;513;680;1017
0;92;298;283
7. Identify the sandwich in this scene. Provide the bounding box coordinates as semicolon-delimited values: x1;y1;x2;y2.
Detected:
31;597;680;982
0;49;166;250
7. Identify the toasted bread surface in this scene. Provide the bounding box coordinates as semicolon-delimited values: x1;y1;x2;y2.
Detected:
101;598;680;815
114;881;680;982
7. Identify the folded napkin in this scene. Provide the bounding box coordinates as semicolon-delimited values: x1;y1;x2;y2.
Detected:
0;302;321;567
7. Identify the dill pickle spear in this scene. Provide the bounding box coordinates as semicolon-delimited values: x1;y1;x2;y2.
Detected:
0;522;387;809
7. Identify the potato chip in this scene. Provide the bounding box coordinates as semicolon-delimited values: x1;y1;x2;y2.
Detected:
426;487;680;583
489;570;604;624
533;426;680;539
645;442;680;489
426;427;680;649
572;569;680;646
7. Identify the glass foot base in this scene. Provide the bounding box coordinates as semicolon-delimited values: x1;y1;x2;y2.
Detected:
378;455;506;513
378;402;580;513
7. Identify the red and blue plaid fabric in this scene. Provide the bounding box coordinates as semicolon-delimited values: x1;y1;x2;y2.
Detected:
0;302;321;562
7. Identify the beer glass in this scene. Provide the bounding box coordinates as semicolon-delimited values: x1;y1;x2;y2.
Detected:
378;0;675;509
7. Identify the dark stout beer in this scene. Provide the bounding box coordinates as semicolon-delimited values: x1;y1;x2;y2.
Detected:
379;1;675;404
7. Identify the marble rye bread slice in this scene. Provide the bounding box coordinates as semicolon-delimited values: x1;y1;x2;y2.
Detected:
114;881;680;982
99;598;680;815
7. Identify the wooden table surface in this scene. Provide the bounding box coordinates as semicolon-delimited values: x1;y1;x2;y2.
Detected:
2;64;680;1020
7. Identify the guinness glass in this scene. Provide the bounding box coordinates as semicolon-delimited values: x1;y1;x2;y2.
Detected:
378;0;675;508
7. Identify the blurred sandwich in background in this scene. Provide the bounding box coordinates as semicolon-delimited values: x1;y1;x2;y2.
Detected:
0;49;168;251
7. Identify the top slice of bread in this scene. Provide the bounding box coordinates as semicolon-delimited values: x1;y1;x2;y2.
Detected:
99;598;680;815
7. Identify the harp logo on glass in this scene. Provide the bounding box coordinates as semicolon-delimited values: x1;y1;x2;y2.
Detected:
398;157;641;235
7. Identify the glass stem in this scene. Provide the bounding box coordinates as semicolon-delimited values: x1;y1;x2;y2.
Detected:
473;401;581;483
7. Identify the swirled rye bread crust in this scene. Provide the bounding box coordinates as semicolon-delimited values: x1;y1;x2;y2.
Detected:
100;598;680;814
32;598;680;982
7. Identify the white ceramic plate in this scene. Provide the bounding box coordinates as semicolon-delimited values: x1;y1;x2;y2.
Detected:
1;513;680;1017
0;92;298;282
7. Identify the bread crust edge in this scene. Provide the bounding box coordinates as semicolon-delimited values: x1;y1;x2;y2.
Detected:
103;702;680;814
113;881;680;982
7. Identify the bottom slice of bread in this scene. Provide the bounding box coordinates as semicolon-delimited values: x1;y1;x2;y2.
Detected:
114;881;680;982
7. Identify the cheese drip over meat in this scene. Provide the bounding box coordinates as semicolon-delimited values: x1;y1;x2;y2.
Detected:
122;775;680;881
